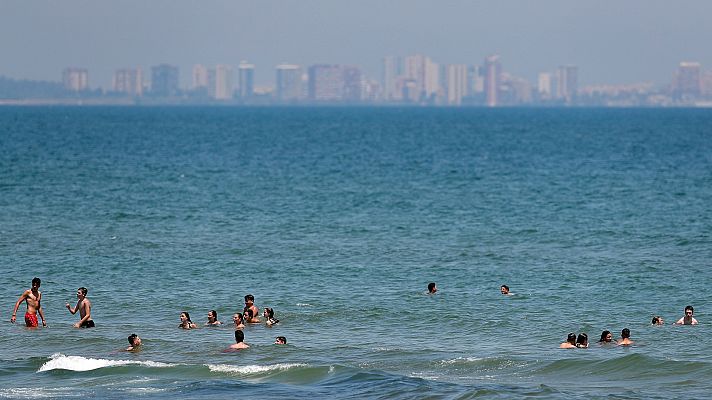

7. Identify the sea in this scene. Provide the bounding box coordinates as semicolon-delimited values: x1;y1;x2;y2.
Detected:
0;106;711;399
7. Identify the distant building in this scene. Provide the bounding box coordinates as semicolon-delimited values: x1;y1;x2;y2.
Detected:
213;64;234;100
403;54;439;102
382;56;403;101
237;61;255;99
557;65;578;104
484;55;501;107
192;65;209;90
446;64;467;105
537;72;553;100
674;62;701;99
113;68;143;96
275;64;302;101
307;64;362;102
62;68;89;92
151;64;179;96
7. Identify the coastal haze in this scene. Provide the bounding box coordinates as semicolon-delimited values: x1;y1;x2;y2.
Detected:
1;1;712;105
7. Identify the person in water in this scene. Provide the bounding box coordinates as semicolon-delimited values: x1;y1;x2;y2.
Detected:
617;328;634;346
598;330;614;343
243;308;259;324
205;310;222;326
10;277;47;328
179;311;197;329
227;329;249;350
244;295;260;322
232;313;245;330
66;287;94;328
560;332;577;348
427;282;437;294
274;336;287;345
126;334;142;351
576;333;589;348
500;285;511;295
651;316;664;325
674;306;698;325
263;307;279;326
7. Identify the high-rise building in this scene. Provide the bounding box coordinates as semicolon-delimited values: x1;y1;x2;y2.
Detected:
557;65;578;104
342;66;362;102
674;62;701;99
62;68;89;92
213;64;234;100
382;56;403;101
308;65;362;102
275;64;302;101
113;68;143;96
237;61;255;99
537;72;553;100
484;55;501;107
446;64;467;105
192;65;209;90
403;54;439;101
151;64;179;96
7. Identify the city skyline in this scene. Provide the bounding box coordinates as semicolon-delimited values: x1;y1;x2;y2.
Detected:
1;1;711;88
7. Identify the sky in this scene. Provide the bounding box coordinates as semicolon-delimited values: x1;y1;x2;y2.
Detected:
1;1;711;89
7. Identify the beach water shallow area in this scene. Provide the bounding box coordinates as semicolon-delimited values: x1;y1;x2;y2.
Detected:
1;107;711;399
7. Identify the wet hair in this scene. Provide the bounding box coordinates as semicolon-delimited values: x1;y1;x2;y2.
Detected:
264;307;274;318
128;333;138;346
599;330;611;342
209;310;218;320
621;328;630;339
234;329;245;343
651;316;661;324
78;287;88;296
567;332;576;344
576;333;588;346
244;308;254;319
501;285;509;291
276;336;287;344
234;312;243;321
245;294;255;303
181;311;192;323
32;277;41;286
427;282;436;293
685;305;694;314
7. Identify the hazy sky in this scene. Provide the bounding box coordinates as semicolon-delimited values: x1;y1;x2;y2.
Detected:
2;1;711;88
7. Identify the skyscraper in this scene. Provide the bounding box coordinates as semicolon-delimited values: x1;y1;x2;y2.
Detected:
237;61;255;99
342;66;362;102
62;68;89;92
446;64;467;105
275;64;302;101
382;56;402;101
151;64;179;97
307;65;362;102
537;72;553;100
192;65;209;91
484;55;501;107
113;68;143;96
557;65;578;104
403;54;439;102
214;64;234;100
674;62;701;99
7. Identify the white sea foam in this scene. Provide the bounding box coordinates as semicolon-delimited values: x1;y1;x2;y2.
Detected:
440;357;485;365
295;303;312;307
0;387;79;398
206;363;306;374
37;353;172;372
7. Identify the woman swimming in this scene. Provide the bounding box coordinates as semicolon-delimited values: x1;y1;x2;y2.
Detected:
179;311;197;329
263;307;279;326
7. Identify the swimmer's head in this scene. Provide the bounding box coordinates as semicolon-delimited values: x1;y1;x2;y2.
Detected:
621;328;630;339
77;287;88;298
244;294;254;305
652;316;664;325
427;282;437;293
128;333;141;346
263;307;274;318
500;285;509;295
234;329;245;344
32;277;41;288
576;333;588;346
208;310;218;321
181;312;192;322
599;330;612;342
685;306;694;315
244;309;254;319
233;313;243;323
275;336;287;345
567;332;576;344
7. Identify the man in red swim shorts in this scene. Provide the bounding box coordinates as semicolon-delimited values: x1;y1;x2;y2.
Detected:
10;277;47;328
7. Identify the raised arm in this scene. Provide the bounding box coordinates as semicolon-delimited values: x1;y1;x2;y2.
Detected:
66;300;80;315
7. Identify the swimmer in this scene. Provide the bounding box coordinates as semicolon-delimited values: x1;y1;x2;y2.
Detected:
10;277;47;328
560;332;577;349
66;287;94;328
500;285;512;295
244;295;260;322
617;328;634;346
575;333;588;348
427;282;437;294
598;330;614;344
126;334;142;351
227;329;249;350
232;313;245;330
178;311;197;329
205;310;222;326
651;316;664;325
243;308;259;324
674;306;698;325
263;307;279;326
274;336;287;345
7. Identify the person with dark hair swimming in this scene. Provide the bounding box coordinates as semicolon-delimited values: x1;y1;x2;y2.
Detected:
232;313;245;330
244;295;260;322
126;334;142;351
560;332;577;348
205;310;222;326
227;329;249;350
10;277;47;328
500;285;511;295
598;330;614;343
263;307;279;326
243;308;259;324
651;316;664;325
617;328;634;346
674;306;698;325
66;287;94;328
274;336;287;345
427;282;437;294
179;312;197;329
576;333;589;348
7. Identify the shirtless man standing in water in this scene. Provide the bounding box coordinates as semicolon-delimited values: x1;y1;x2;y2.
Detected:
10;277;47;328
66;287;94;328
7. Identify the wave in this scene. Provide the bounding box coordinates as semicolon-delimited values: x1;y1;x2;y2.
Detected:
37;353;173;372
205;363;307;375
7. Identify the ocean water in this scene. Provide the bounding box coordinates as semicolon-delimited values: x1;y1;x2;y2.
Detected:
0;106;711;399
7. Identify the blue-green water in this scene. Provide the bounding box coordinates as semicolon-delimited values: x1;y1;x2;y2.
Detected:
1;107;711;399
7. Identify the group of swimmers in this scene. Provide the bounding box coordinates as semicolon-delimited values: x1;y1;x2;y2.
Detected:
9;277;286;352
